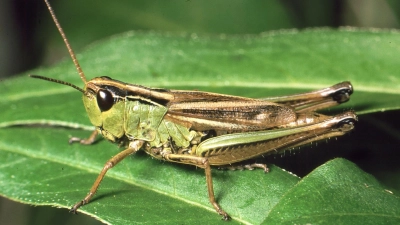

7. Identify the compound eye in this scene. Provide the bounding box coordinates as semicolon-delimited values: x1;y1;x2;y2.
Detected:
97;89;114;111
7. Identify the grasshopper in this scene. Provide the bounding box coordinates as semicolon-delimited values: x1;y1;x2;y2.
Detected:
31;0;357;220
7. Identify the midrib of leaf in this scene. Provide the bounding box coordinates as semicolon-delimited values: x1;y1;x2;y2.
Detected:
0;120;93;130
1;86;75;102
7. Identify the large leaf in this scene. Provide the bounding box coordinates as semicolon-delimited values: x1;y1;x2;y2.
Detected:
1;29;400;224
266;158;400;224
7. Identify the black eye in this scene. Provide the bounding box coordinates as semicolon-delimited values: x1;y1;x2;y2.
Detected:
97;89;114;111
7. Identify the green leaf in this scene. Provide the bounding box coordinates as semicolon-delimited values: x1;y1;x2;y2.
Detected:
1;29;400;224
265;159;400;224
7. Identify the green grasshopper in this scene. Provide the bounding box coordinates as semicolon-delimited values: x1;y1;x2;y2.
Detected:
31;0;357;220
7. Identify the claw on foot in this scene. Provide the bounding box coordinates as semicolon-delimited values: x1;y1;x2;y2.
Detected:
222;214;231;221
69;207;78;214
69;200;86;214
68;137;82;144
69;130;98;145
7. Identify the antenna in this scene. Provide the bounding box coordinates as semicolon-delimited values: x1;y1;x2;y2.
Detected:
30;75;85;93
44;0;87;84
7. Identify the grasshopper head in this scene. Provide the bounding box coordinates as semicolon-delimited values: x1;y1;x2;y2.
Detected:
29;75;125;143
82;76;126;142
